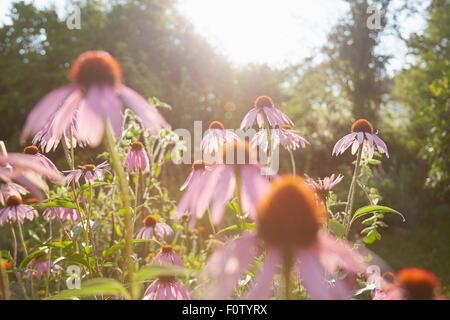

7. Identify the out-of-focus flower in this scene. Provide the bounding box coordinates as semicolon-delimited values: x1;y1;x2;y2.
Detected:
0;195;38;225
0;259;13;270
179;160;209;192
64;161;109;185
309;174;344;198
0;141;63;200
175;141;270;227
26;253;61;279
0;182;28;206
32;110;87;153
240;96;294;129
251;125;309;152
396;268;442;300
332;119;388;158
124;141;150;173
153;244;184;267
42;207;80;222
201;121;238;157
136;215;173;240
21;51;169;148
143;276;190;300
369;272;400;300
205;175;366;299
23;145;58;172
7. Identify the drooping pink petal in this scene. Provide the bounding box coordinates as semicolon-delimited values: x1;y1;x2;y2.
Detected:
210;166;236;225
240;165;270;220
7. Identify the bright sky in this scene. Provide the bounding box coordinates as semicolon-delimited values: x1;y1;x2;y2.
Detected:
0;0;428;71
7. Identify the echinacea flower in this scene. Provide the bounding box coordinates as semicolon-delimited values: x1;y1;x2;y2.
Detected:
251;125;310;152
0;182;28;206
23;145;58;172
0;195;38;226
332;119;389;158
42;207;80;222
240;96;294;130
175;141;270;227
369;272;400;300
21;51;169;148
0;142;63;200
153;244;184;267
26;253;61;279
201;121;238;157
396;268;442;300
205;175;365;299
64;161;109;185
32;110;87;153
143;276;190;300
136;215;173;240
179;160;209;192
124;141;150;173
309;174;344;197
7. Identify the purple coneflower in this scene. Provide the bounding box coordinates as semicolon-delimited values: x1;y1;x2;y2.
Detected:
179;160;209;192
26;253;61;279
21;51;169;148
176;141;270;227
32;110;86;153
153;244;184;267
136;215;173;240
0;182;28;206
0;195;38;226
64;161;109;185
394;268;442;300
332;119;389;158
124;141;150;173
23;145;58;172
143;276;190;300
42;207;80;222
309;174;344;197
206;175;365;300
251;125;309;152
201;121;238;157
240;96;294;129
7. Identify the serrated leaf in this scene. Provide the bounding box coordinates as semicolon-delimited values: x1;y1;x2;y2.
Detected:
351;205;405;225
328;219;345;238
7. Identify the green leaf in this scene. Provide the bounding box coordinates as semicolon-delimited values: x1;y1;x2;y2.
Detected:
40;199;77;209
351;205;405;225
328;219;345;238
19;247;47;269
363;230;382;244
46;278;130;300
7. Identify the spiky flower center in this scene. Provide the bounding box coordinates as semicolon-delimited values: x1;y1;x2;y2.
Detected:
162;244;173;254
131;141;144;151
82;164;96;172
397;268;439;300
6;195;22;206
69;51;122;89
208;120;225;130
257;175;325;251
192;160;206;171
351;119;374;134
221;140;254;165
255;96;274;109
143;215;157;228
23;145;39;155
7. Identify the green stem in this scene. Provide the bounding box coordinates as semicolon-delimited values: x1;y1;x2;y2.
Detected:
104;123;136;299
288;149;296;176
344;146;363;238
283;253;292;300
17;224;28;257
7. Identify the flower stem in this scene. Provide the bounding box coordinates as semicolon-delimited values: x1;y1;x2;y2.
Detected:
0;258;10;300
283;253;293;300
104;123;136;299
288;149;296;176
344;146;363;238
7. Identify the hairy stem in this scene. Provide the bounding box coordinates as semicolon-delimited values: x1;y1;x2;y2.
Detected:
344;146;363;238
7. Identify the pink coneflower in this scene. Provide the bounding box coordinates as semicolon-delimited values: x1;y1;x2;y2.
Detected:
32;110;87;153
0;195;38;226
370;272;400;300
240;96;294;129
0;143;63;199
23;145;58;172
64;161;109;185
332;119;389;158
153;244;184;267
0;182;28;206
143;276;190;300
201;121;238;157
251;125;309;152
124;141;150;173
179;160;209;192
26;253;61;279
395;268;442;300
21;51;169;148
176;141;270;227
136;215;173;240
206;175;365;299
42;207;80;222
309;174;344;197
